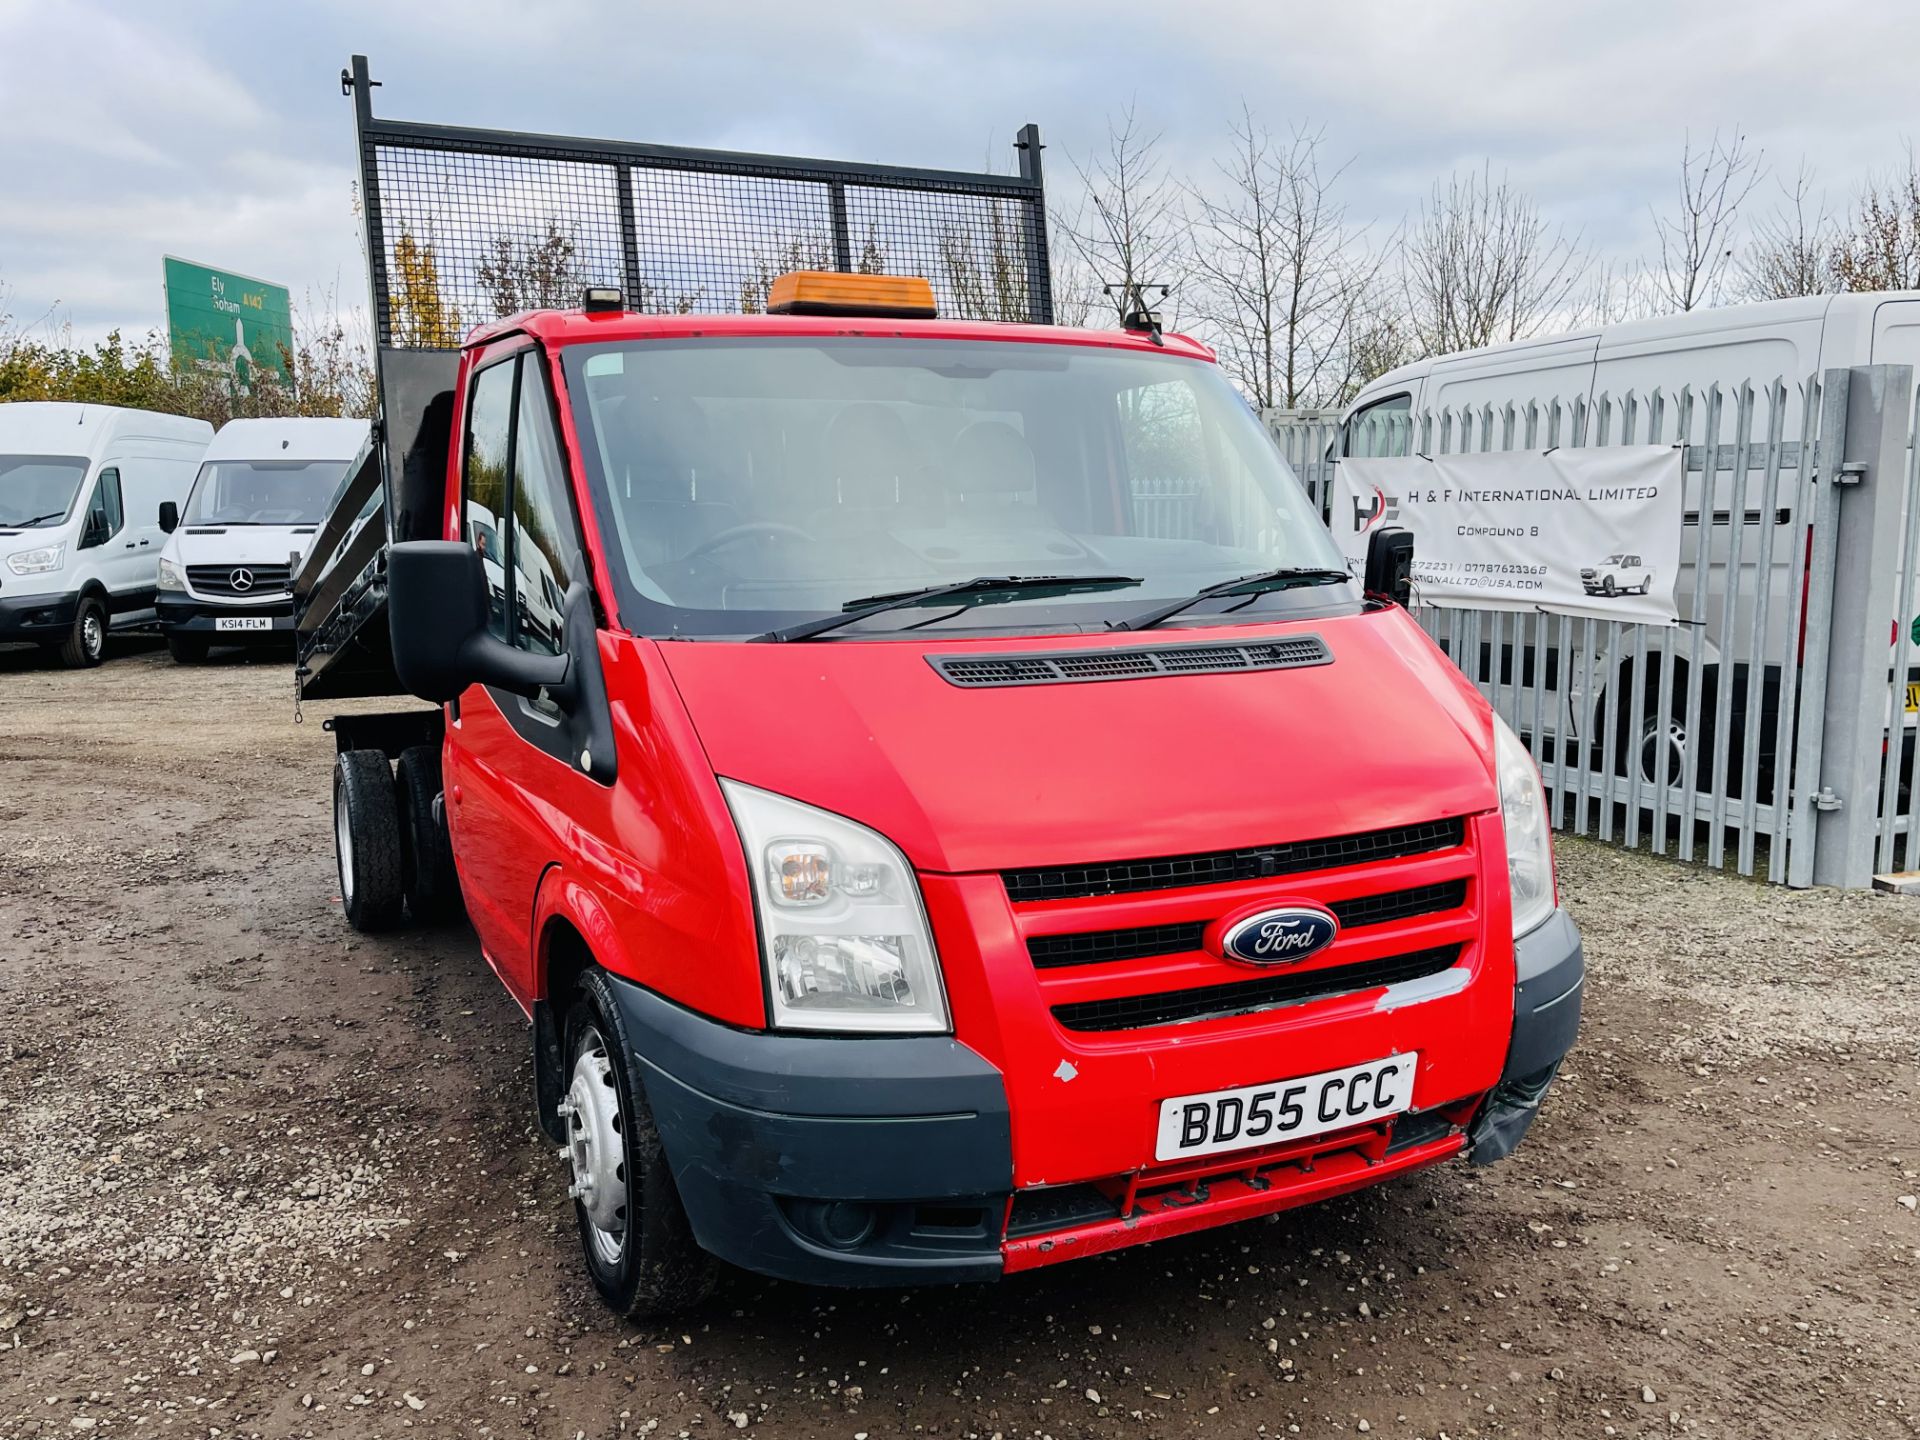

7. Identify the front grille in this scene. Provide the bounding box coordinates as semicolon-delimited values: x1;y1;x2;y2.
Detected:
1332;880;1466;929
1028;921;1209;969
930;635;1331;688
1050;945;1462;1032
1004;818;1465;903
187;563;292;598
1024;880;1466;971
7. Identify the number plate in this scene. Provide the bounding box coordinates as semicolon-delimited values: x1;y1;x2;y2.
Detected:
1906;681;1919;714
1154;1054;1418;1162
214;617;273;632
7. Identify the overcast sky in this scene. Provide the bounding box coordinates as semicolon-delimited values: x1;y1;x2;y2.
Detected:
3;0;1917;345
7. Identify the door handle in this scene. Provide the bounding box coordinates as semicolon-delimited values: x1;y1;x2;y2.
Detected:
124;541;138;548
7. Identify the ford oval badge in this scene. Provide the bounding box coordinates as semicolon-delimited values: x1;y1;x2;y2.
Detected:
1219;906;1339;966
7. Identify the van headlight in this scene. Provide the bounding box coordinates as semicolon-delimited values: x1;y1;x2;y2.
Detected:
156;556;186;592
1494;715;1556;938
7;544;63;576
722;780;950;1034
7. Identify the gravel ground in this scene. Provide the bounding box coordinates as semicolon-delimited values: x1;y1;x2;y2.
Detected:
2;639;1917;1440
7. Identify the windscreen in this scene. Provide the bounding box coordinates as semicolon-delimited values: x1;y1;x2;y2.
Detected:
183;460;351;526
563;337;1349;637
0;455;89;529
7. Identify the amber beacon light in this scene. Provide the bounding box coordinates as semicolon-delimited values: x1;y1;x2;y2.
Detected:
766;271;939;319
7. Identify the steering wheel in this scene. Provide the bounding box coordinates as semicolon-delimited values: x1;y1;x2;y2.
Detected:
681;521;814;562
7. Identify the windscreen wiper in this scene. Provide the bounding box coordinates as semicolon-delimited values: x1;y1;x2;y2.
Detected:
0;511;67;530
1111;567;1353;633
754;574;1144;643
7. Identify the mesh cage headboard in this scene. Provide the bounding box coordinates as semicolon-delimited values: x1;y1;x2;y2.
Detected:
345;55;1053;344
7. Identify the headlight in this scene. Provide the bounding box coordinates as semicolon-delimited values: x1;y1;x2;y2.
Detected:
722;780;949;1034
156;556;185;592
7;544;63;576
1494;715;1556;937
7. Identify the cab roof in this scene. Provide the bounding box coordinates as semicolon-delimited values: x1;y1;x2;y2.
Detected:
0;401;212;455
205;415;370;464
462;308;1217;364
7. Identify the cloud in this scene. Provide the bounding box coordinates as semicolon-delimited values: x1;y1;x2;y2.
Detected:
4;0;1918;346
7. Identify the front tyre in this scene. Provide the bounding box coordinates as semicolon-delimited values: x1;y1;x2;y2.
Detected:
333;750;405;932
563;969;716;1318
57;595;107;668
166;632;210;665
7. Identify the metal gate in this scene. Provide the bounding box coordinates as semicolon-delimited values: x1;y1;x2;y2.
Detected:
1269;366;1917;889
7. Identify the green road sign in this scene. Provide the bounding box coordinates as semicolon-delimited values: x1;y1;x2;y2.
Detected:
162;255;293;393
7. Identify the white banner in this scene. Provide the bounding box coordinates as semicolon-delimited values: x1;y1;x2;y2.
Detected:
1332;446;1685;625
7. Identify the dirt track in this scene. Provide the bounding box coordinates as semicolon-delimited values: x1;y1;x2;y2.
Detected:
2;640;1918;1439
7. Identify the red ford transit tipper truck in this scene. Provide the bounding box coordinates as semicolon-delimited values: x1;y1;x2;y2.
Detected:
297;59;1582;1316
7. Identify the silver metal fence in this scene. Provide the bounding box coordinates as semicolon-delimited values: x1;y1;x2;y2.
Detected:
1269;367;1917;888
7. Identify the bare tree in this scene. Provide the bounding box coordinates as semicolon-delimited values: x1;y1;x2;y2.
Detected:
1400;165;1589;356
1060;103;1184;327
476;219;587;317
1647;130;1763;313
1343;288;1416;395
1739;159;1838;300
1831;145;1920;293
1574;257;1654;327
1181;111;1381;410
1045;210;1101;328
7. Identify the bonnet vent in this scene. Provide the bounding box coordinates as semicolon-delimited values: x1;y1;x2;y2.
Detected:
929;635;1331;688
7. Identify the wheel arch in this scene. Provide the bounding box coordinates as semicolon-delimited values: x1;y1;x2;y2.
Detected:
530;868;641;1143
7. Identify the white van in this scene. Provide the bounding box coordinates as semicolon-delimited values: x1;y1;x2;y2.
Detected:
1337;292;1920;793
0;402;213;667
155;417;369;663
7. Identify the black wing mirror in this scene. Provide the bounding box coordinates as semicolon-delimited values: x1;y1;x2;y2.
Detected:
158;501;179;534
388;541;569;703
1363;526;1415;609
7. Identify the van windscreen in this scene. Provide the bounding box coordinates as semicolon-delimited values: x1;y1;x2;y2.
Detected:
183;460;351;526
563;337;1350;638
0;455;88;529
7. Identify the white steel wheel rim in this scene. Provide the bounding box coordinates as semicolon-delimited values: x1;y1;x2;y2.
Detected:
564;1029;630;1265
82;609;103;658
335;781;356;904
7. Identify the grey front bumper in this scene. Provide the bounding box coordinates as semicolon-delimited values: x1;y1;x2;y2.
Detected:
1467;906;1584;1165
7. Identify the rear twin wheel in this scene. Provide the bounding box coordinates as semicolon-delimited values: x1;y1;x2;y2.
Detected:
333;750;406;931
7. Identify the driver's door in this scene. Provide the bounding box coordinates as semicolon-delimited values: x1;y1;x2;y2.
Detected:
76;467;140;610
442;345;590;1004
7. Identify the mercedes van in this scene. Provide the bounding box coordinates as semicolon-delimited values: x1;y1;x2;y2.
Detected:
155;416;369;663
0;402;212;667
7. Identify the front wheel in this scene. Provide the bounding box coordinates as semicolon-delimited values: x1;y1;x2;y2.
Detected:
1602;574;1618;597
166;632;210;665
57;595;107;668
563;968;716;1318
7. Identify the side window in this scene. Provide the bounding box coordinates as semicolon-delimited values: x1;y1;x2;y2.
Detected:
509;367;582;657
80;468;124;548
464;360;517;642
1343;393;1412;458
